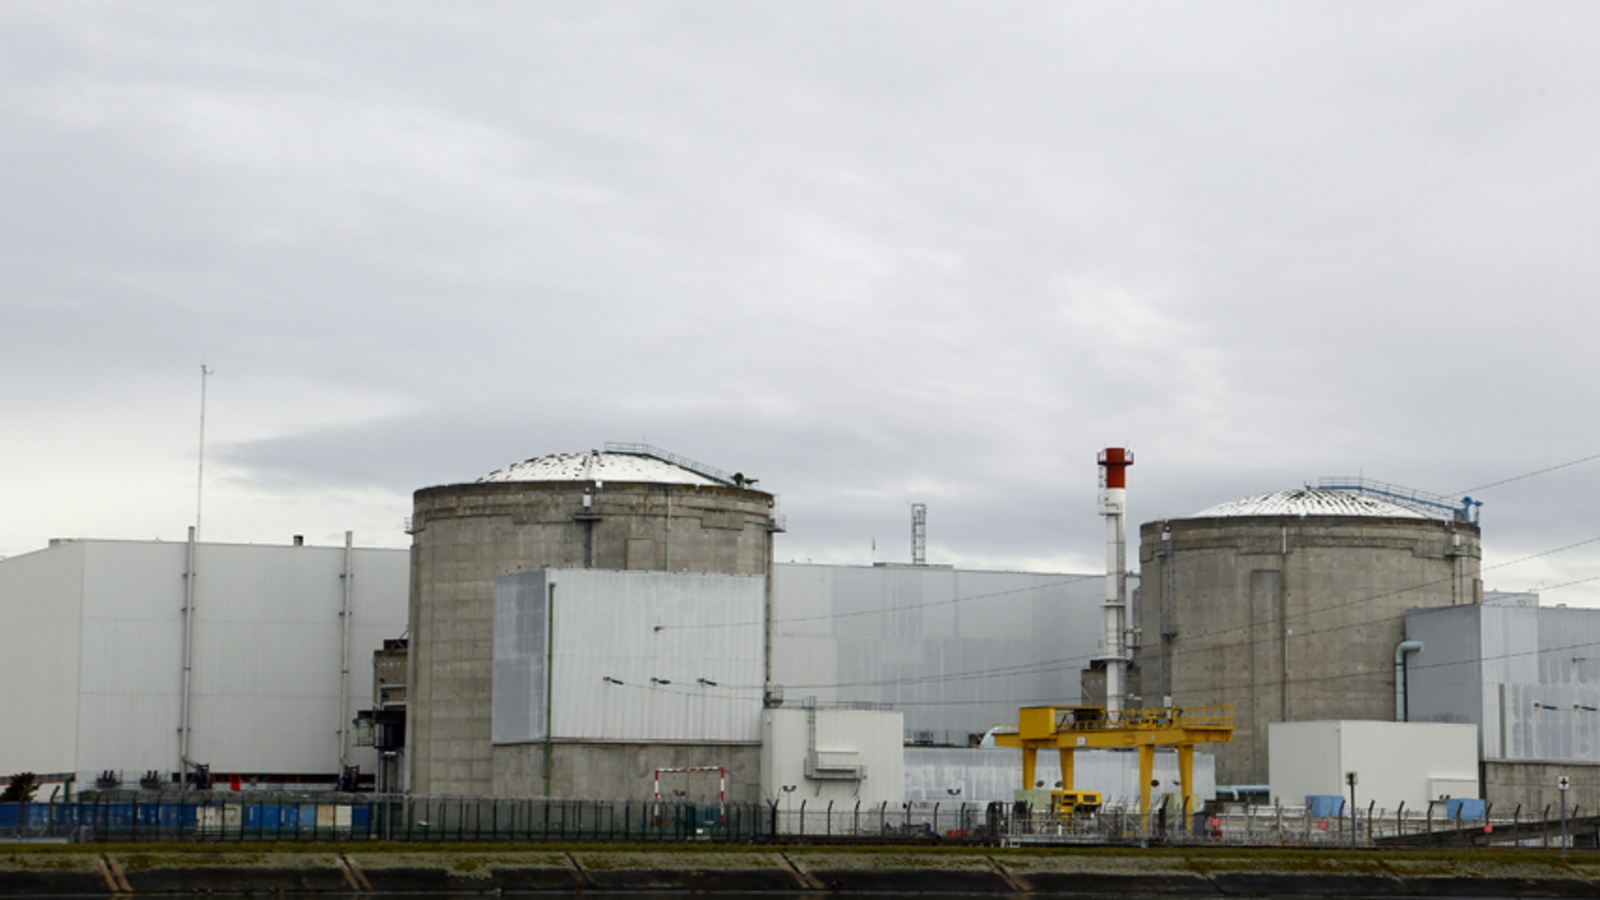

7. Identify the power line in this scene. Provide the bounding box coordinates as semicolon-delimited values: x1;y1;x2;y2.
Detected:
1455;451;1600;495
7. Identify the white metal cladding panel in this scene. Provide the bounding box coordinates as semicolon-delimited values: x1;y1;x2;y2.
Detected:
1485;604;1540;685
1538;607;1600;686
770;564;1103;743
1268;721;1345;804
1404;607;1486;739
1340;721;1479;808
492;570;548;743
761;709;904;807
0;542;85;774
542;569;764;742
73;540;408;777
1500;683;1600;762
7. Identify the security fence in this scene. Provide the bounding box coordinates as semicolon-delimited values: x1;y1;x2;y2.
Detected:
1;794;769;843
5;794;1598;848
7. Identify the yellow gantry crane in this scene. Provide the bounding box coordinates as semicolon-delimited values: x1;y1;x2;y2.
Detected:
993;704;1233;822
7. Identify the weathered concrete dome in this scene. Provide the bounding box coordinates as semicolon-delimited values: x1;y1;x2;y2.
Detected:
478;451;721;486
1194;489;1425;519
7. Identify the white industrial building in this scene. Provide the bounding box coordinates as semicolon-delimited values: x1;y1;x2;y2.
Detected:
761;707;906;816
485;562;1119;802
770;563;1106;746
1267;721;1479;809
0;536;408;791
1405;594;1600;809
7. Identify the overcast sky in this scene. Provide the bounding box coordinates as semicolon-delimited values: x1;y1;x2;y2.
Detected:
4;1;1599;604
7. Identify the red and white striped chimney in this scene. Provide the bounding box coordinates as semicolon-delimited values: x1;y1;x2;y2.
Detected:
1098;448;1133;715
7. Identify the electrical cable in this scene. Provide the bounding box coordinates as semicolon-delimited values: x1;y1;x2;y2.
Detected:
1455;450;1600;496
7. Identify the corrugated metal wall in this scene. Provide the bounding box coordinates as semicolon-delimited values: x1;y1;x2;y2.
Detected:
0;541;86;775
493;569;765;744
1409;603;1600;764
1;538;409;783
770;564;1104;744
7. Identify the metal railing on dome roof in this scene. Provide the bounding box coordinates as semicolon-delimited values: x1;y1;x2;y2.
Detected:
1314;476;1481;524
603;442;750;488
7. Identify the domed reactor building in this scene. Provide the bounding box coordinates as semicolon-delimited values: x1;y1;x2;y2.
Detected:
406;445;781;796
1134;482;1483;788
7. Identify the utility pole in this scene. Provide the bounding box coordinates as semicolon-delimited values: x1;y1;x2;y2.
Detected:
1560;775;1571;856
1346;771;1358;849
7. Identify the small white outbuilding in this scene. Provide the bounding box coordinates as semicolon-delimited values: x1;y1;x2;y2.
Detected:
1268;720;1479;810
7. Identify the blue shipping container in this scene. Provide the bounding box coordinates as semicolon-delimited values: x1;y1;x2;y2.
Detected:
1445;797;1486;821
1307;795;1345;818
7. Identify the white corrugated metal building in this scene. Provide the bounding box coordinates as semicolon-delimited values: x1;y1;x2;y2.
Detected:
493;568;766;745
770;563;1106;746
1405;596;1600;809
0;537;408;790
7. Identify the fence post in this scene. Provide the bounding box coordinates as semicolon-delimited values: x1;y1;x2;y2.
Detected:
826;800;833;836
798;799;806;836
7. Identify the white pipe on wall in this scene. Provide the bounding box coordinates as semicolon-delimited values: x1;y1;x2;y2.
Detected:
1395;640;1424;721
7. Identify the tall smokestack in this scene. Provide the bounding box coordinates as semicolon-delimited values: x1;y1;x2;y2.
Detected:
1098;448;1133;715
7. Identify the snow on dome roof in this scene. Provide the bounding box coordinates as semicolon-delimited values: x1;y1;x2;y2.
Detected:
478;451;720;486
1193;489;1427;519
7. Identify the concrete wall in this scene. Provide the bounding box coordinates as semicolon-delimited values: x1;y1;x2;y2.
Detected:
1484;760;1600;813
491;741;760;802
408;479;778;796
1136;515;1481;785
1268;721;1479;810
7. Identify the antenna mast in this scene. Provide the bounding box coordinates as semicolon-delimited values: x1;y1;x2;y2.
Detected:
196;364;212;538
910;503;927;565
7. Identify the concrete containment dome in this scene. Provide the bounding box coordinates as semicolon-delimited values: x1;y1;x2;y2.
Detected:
1134;485;1482;788
478;451;721;486
1194;489;1426;519
406;445;782;797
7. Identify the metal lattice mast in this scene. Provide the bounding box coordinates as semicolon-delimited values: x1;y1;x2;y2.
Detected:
911;503;927;565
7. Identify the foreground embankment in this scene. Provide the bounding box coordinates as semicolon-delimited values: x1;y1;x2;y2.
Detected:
6;843;1600;895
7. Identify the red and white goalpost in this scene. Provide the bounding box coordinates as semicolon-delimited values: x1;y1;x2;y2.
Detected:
652;766;727;825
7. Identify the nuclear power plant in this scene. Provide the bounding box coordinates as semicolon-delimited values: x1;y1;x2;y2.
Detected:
7;438;1600;819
